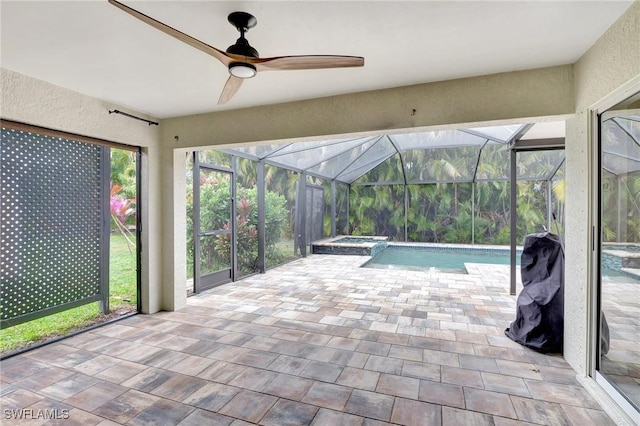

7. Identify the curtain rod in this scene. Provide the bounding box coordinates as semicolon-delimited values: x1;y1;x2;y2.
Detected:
109;109;158;126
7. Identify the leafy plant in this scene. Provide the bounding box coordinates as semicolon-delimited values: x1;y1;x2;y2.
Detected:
347;145;565;245
186;171;290;277
110;148;137;253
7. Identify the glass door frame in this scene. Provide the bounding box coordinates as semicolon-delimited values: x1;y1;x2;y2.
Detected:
193;152;237;293
589;76;640;421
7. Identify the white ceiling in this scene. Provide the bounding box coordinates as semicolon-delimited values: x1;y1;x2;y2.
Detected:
0;1;633;119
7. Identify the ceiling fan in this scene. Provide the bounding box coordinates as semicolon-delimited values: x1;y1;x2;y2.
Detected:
108;0;364;104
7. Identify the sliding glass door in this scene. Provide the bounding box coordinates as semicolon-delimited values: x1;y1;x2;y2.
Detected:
595;90;640;418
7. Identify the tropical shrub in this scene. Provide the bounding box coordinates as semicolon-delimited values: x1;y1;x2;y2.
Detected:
186;174;289;276
349;169;563;245
110;148;137;251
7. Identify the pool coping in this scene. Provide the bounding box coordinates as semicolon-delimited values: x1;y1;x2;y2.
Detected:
311;235;527;259
386;242;524;252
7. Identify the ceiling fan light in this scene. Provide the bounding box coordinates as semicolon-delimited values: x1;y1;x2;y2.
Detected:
229;62;257;78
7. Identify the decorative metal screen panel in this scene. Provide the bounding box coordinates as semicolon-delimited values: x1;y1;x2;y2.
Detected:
1;126;109;328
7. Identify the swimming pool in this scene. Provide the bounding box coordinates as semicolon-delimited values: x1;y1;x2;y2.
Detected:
363;245;521;273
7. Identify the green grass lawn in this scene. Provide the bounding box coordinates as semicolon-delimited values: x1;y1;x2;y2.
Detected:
109;232;138;309
0;233;137;354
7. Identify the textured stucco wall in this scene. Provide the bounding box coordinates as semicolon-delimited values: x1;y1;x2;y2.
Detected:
574;1;640;112
162;65;574;149
160;148;187;311
1;68;159;147
564;0;640;376
0;67;166;314
564;112;591;375
139;147;163;314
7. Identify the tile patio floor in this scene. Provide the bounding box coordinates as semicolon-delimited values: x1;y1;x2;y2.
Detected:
1;254;616;425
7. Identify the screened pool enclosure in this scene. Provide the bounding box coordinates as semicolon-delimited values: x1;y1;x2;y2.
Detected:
188;122;577;293
600;111;640;243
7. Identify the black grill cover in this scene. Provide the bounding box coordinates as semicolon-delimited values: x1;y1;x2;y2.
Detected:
505;232;564;353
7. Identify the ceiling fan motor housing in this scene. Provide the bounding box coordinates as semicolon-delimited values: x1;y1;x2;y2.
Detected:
226;37;259;58
226;11;259;58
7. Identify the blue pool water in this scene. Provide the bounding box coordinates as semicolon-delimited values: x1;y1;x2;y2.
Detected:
364;246;520;273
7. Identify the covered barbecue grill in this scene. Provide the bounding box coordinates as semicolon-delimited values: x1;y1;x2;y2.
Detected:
505;232;564;353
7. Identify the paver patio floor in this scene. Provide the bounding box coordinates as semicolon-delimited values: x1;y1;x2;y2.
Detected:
1;254;615;425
